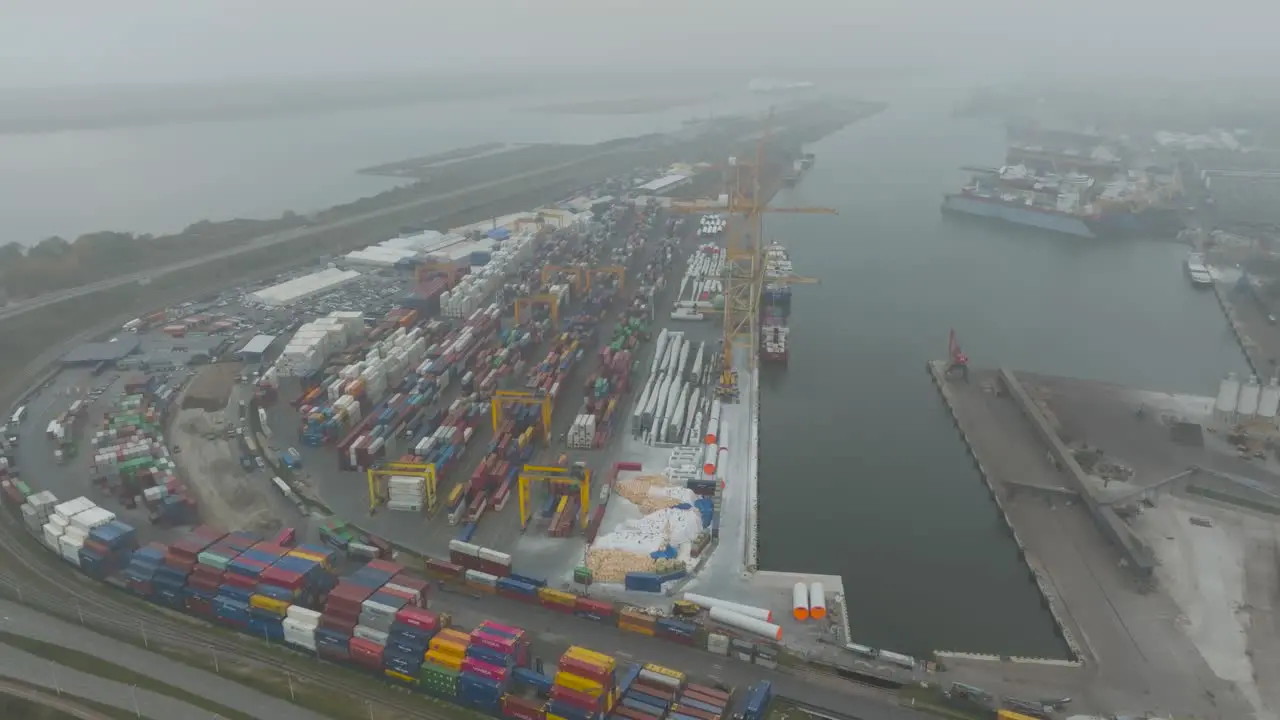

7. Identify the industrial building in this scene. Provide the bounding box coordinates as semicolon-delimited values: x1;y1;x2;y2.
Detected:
237;334;277;364
248;268;362;307
635;173;691;194
60;337;141;367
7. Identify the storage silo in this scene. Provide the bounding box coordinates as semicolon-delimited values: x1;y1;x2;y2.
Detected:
1259;378;1280;422
1215;373;1241;422
1238;375;1262;418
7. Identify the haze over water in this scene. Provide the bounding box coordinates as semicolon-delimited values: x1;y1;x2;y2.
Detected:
0;82;1251;657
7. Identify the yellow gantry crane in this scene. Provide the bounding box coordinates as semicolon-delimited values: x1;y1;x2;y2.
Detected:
588;265;625;293
366;461;438;513
670;109;836;394
514;293;562;326
540;265;586;293
490;390;552;444
517;463;591;530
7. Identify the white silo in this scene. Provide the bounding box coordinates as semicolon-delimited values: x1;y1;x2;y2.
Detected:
1215;373;1241;422
1239;375;1262;418
1260;378;1280;422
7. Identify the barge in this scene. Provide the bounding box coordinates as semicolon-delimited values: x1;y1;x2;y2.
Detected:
760;243;793;365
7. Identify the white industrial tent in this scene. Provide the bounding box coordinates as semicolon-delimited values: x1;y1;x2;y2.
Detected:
247;268;361;307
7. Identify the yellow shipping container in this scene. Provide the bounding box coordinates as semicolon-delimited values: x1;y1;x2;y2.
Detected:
249;595;290;616
565;646;617;670
435;629;471;645
425;650;463;670
384;669;419;685
538;587;577;606
548;715;569;720
642;663;685;684
618;622;656;636
286;550;332;569
465;579;497;594
996;712;1041;720
555;671;603;697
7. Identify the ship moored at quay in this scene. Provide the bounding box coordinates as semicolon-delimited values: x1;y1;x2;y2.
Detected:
942;132;1185;239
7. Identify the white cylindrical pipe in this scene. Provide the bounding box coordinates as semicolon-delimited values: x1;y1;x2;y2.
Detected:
634;377;655;428
705;399;722;444
792;583;810;621
685;410;704;445
716;427;729;485
651;329;670;375
677;340;690;379
684;593;773;622
683;387;701;440
708;607;782;641
703;443;718;475
809;582;826;619
669;384;690;443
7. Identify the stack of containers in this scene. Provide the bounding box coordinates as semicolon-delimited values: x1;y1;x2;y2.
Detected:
21;490;57;536
122;543;166;597
241;543;291;642
319;560;394;665
386;475;427;511
283;605;321;651
423;628;470;698
617;664;685;720
187;530;244;617
458;620;524;714
382;606;442;686
80;521;139;580
211;531;263;628
671;682;731;720
550;646;618;720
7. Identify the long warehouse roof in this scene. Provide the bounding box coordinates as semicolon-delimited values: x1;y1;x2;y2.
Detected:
635;174;689;192
238;334;276;356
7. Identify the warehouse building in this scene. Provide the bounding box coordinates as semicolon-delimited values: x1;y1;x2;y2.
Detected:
247;268;361;307
634;173;691;195
237;334;277;364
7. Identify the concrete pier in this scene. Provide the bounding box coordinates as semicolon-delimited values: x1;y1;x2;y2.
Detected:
925;361;1265;720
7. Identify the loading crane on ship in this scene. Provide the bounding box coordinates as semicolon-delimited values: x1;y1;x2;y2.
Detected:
669;108;836;398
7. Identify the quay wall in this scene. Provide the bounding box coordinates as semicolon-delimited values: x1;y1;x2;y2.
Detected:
925;361;1084;665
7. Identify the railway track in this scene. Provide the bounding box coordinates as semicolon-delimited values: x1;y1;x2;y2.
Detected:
0;512;451;720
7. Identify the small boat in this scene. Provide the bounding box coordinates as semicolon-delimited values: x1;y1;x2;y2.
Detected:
1185;253;1213;288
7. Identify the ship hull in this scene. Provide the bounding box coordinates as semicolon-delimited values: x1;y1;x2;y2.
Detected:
942;194;1183;239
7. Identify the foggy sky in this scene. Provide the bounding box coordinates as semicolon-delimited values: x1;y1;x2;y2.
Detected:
4;0;1279;88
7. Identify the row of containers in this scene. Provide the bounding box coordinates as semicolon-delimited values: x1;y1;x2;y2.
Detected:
88;389;197;525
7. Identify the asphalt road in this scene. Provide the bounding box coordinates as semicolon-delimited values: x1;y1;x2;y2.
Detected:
0;140;646;324
0;598;324;720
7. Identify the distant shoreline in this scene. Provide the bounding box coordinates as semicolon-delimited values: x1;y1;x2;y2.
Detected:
518;94;710;116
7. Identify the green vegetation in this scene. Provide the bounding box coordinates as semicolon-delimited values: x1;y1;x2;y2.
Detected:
0;677;159;720
0;630;256;720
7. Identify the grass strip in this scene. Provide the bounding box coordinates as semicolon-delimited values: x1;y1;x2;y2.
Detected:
0;675;160;720
0;630;255;720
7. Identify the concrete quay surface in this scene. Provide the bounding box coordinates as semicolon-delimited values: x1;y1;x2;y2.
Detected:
928;362;1264;720
0;598;325;720
0;678;118;720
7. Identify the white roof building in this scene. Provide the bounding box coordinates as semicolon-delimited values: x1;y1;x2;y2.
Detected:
248;268;361;307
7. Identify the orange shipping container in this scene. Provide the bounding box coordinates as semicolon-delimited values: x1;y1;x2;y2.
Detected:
399;310;419;328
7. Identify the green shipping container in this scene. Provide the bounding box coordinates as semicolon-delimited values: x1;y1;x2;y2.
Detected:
13;481;32;497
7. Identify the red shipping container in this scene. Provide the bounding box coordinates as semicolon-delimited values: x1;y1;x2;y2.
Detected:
461;657;509;683
260;568;305;589
222;573;257;590
557;655;613;685
573;597;615;617
394;607;440;632
469;631;516;655
682;689;727;710
365;559;403;575
549;685;603;711
632;681;676;702
672;705;720;720
501;694;546;720
611;707;658;720
348;637;384;671
685;684;731;703
320;613;358;633
379;585;416;605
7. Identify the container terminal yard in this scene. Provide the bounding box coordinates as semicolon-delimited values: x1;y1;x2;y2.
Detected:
0;103;1033;719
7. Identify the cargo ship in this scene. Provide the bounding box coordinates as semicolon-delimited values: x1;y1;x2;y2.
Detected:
760;243;792;364
942;163;1183;239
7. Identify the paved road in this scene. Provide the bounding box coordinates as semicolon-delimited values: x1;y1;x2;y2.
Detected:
0;599;325;720
0;679;117;720
0;141;644;323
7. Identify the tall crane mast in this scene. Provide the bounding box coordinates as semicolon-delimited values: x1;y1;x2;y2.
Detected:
672;109;836;398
